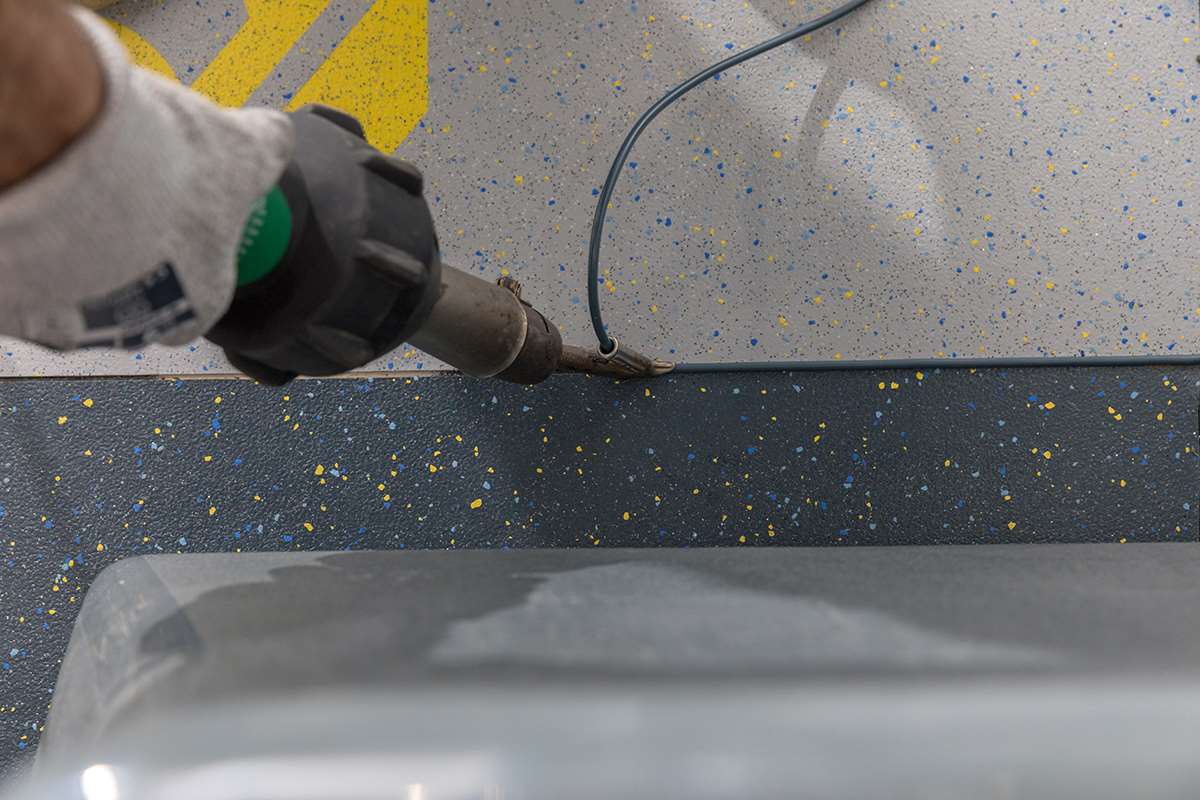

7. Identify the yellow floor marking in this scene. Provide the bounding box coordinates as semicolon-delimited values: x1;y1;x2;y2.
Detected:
103;1;428;150
190;0;332;108
286;0;428;152
103;19;176;79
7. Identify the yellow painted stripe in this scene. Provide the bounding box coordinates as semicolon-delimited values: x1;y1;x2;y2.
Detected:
103;19;176;80
287;0;428;152
191;0;332;108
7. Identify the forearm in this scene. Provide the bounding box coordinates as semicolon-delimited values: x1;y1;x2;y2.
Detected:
0;0;104;189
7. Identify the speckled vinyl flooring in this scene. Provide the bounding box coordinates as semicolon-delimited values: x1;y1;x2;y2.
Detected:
0;366;1196;769
2;0;1199;774
4;0;1197;374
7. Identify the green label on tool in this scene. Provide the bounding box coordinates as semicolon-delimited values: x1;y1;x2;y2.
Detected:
236;186;293;287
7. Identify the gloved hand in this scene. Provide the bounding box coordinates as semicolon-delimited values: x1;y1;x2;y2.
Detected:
0;6;291;352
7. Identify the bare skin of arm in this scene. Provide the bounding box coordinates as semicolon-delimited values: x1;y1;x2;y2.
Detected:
0;0;105;189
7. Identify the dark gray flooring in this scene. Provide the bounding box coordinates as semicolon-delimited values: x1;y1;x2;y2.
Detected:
0;365;1197;771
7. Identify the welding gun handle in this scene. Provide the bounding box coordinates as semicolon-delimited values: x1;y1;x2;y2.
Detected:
207;105;445;384
210;105;565;386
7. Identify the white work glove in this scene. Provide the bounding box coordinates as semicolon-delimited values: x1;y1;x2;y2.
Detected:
0;7;293;350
